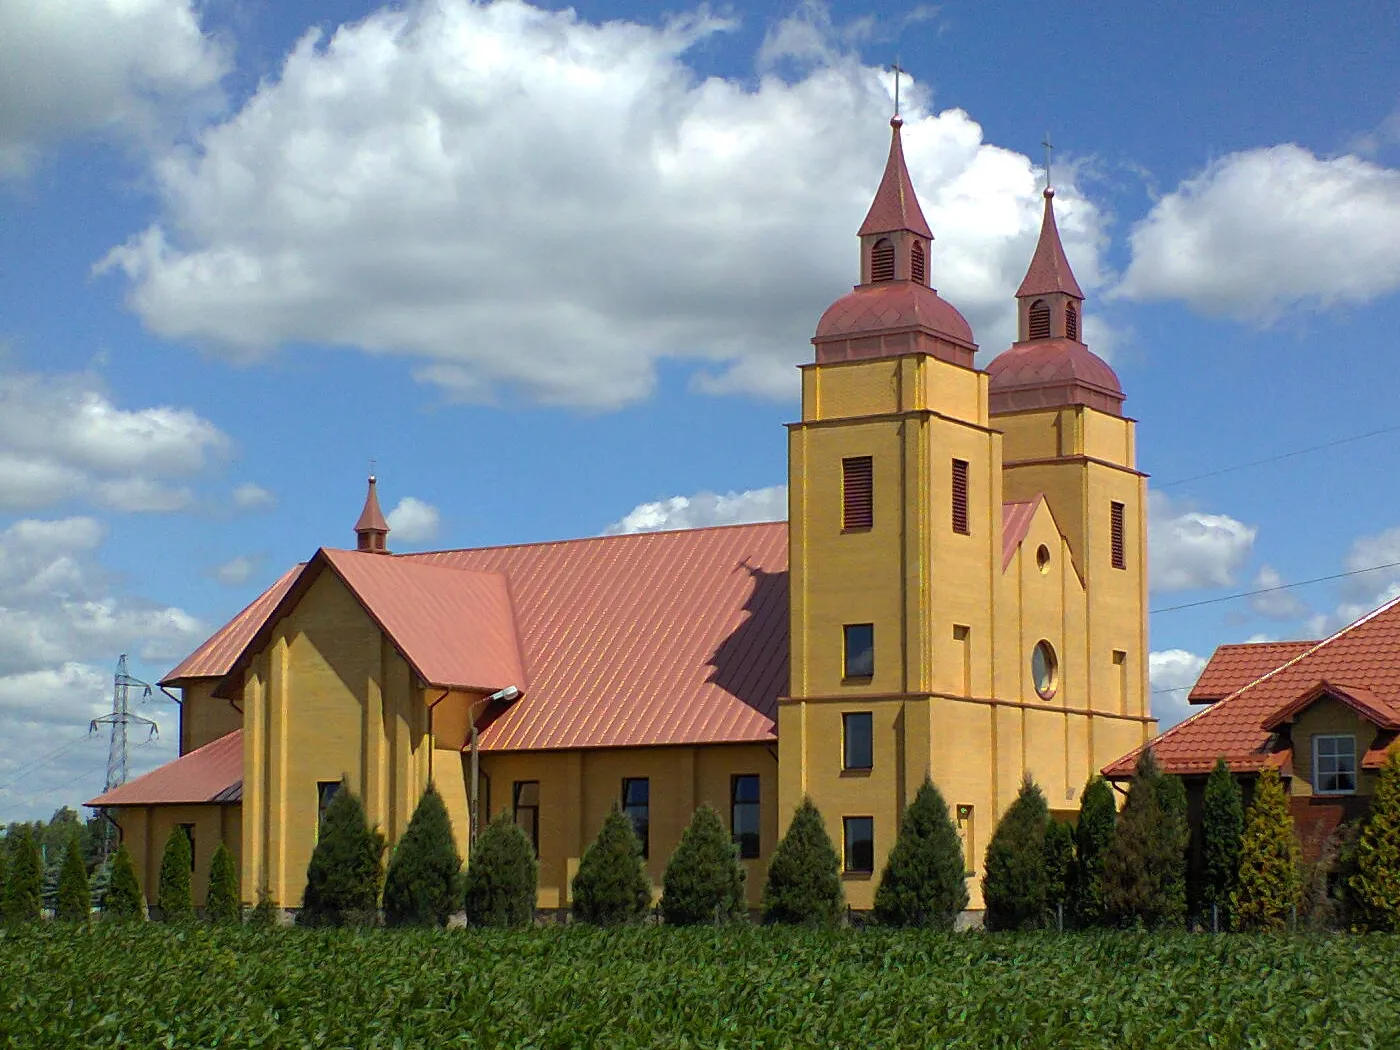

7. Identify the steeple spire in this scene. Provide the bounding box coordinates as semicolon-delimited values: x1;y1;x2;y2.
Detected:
858;118;933;240
354;475;390;554
1017;188;1083;300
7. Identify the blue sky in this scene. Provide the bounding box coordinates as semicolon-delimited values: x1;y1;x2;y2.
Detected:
2;0;1399;821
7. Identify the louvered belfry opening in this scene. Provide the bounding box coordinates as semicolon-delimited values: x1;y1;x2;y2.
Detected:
1110;501;1126;569
870;239;896;282
842;456;874;530
911;241;926;284
951;459;970;535
1065;303;1079;341
1028;299;1051;340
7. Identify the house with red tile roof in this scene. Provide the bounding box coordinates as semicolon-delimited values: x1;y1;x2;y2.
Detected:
90;118;1154;915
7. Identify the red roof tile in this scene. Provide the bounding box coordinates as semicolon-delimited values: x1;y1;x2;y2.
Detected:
1105;596;1400;778
1188;640;1318;704
87;730;242;807
857;118;933;239
1016;189;1084;299
1260;680;1400;733
159;565;302;685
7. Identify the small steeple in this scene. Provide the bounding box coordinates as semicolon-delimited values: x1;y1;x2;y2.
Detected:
354;475;390;554
855;118;933;287
1015;187;1085;342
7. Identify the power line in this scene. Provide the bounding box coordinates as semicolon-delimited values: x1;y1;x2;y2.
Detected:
0;732;101;796
1150;558;1400;615
1155;422;1400;489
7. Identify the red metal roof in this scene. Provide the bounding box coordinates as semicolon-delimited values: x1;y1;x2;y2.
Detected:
1188;640;1318;703
1001;497;1041;569
354;476;389;534
159;565;302;685
985;338;1124;416
1104;596;1400;778
87;730;242;807
1016;189;1084;299
857;118;933;239
814;282;976;349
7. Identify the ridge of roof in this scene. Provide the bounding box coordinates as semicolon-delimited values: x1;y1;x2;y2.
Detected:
1189;639;1320;703
399;519;787;559
159;564;303;685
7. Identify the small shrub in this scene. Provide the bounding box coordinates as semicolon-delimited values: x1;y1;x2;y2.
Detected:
103;845;144;921
661;805;746;926
384;784;463;928
1072;776;1116;928
872;778;968;929
206;843;241;924
1349;750;1400;932
761;797;843;926
572;808;650;926
299;785;386;927
982;776;1049;931
54;836;91;922
248;885;280;928
463;812;539;928
2;826;42;922
157;827;195;922
1102;750;1188;928
1200;758;1244;929
1232;766;1301;931
1043;818;1075;926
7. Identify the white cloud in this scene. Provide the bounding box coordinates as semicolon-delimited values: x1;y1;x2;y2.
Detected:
1148;490;1256;592
1247;564;1309;621
604;485;787;534
1148;648;1208;730
1305;524;1400;637
99;0;1110;409
386;497;441;545
232;482;275;510
0;367;229;513
0;0;227;177
211;554;262;586
1117;144;1400;321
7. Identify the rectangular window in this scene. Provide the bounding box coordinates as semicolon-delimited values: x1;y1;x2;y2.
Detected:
843;816;874;874
1111;502;1127;569
954;625;972;696
1313;735;1357;794
731;775;761;860
513;780;540;855
179;823;196;871
843;712;873;771
952;459;970;535
842;456;873;530
316;781;341;828
1113;650;1128;715
843;623;874;679
622;777;650;859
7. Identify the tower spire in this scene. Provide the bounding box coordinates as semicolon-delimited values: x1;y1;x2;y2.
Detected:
354;474;390;553
1014;176;1084;343
858;118;933;241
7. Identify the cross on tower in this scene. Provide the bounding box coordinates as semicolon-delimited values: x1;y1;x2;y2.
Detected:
369;457;377;480
890;62;906;118
1042;133;1054;191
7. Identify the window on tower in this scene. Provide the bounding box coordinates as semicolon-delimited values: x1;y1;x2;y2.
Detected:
911;241;926;284
843;625;874;681
842;456;873;531
871;238;895;282
843;713;873;771
1028;299;1051;339
1065;302;1079;341
952;459;970;534
843;817;875;874
1111;502;1127;569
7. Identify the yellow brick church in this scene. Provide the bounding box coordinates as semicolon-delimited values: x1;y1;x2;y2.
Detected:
90;116;1155;913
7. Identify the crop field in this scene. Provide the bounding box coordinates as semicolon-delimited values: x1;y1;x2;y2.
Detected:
2;925;1398;1049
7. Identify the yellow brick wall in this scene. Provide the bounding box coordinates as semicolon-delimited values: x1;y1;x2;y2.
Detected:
111;803;240;908
176;679;241;755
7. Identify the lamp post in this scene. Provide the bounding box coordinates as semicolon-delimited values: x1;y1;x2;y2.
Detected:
470;685;521;844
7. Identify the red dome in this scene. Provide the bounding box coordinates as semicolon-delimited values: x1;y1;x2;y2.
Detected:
815;282;975;346
985;339;1124;416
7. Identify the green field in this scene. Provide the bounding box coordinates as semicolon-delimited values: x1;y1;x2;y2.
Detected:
2;925;1397;1049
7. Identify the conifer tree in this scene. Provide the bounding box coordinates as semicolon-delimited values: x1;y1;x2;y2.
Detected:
1232;766;1301;931
205;843;241;924
0;835;8;917
872;778;968;929
157;827;195;922
1349;750;1400;931
1043;818;1075;925
2;826;42;922
462;811;538;928
761;797;844;925
661;805;747;925
1201;758;1244;928
299;785;386;927
103;845;144;920
571;807;651;925
981;776;1050;931
384;784;463;927
248;886;280;928
1072;776;1116;927
1102;749;1189;928
55;835;91;921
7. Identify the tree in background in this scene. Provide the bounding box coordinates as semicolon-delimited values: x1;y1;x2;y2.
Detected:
1043;818;1075;927
572;807;651;925
1102;750;1189;928
463;812;539;928
761;797;844;926
299;785;386;927
661;805;746;926
1072;776;1116;927
1201;758;1244;929
1232;766;1301;931
206;843;241;924
872;778;968;929
55;835;91;921
103;845;144;920
0;834;8;913
383;784;463;928
1348;750;1400;932
157;827;195;922
982;776;1050;931
2;826;43;922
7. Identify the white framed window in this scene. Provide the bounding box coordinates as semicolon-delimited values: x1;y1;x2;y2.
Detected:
1313;734;1357;794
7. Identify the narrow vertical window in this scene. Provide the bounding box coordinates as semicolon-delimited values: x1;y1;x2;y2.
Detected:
316;781;341;829
1065;302;1079;341
513;780;540;855
843;624;874;680
1113;650;1128;715
911;240;926;284
622;777;650;859
952;459;970;535
179;823;196;871
842;712;873;770
843;816;874;873
731;775;761;859
1110;502;1126;569
870;238;895;282
842;456;873;530
954;624;972;696
1028;299;1051;339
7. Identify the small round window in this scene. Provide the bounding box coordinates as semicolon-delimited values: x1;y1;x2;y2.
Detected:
1036;544;1051;574
1032;641;1058;699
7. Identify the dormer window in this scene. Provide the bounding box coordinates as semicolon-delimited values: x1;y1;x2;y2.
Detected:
871;238;895;282
1065;303;1079;341
911;241;926;284
1313;735;1357;794
1028;299;1051;340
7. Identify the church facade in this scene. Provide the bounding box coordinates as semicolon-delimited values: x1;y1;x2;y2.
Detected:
90;117;1155;914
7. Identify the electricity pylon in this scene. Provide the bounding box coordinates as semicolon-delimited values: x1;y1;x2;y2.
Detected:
89;655;157;859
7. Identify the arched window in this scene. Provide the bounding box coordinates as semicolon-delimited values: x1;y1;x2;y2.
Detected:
911;241;926;284
870;238;895;282
1065;303;1079;341
1028;299;1051;339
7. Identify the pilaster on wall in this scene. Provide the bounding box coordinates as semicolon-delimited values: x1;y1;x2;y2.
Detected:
241;669;265;905
266;635;289;905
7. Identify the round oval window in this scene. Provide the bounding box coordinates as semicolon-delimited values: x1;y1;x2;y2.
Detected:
1032;641;1058;699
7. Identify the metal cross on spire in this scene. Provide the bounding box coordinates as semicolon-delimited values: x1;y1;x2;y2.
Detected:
369;457;377;480
1042;133;1055;191
890;61;906;118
